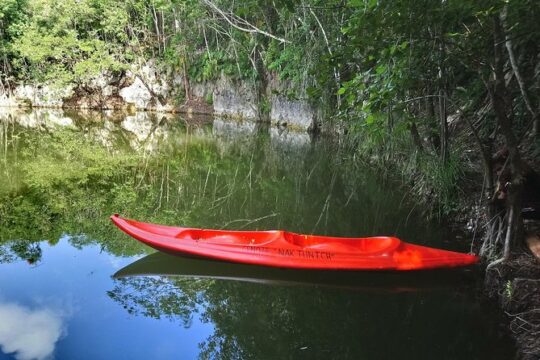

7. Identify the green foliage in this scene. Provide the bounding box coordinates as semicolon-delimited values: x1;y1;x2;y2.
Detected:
205;92;213;105
2;0;343;90
0;0;28;82
412;153;465;216
259;96;270;116
7;0;127;86
266;41;308;83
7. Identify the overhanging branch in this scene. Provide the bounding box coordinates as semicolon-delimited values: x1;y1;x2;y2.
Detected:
201;0;291;44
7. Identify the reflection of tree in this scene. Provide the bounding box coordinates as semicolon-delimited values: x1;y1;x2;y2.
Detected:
107;277;209;328
1;112;451;263
0;240;42;264
108;275;511;360
197;282;307;360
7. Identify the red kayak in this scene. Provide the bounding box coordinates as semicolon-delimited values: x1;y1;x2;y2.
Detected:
110;214;479;271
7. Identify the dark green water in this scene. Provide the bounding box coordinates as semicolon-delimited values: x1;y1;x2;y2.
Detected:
0;109;513;359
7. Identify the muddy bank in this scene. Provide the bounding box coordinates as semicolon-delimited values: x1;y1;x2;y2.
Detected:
485;246;540;360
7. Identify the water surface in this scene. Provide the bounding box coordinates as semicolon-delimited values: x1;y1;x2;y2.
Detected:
0;109;513;359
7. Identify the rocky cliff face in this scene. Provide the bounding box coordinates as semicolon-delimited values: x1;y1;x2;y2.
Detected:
0;64;320;132
212;76;259;119
270;95;318;131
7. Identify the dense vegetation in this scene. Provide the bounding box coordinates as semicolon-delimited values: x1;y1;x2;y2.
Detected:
1;0;539;260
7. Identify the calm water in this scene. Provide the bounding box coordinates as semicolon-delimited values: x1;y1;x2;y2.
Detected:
0;109;513;359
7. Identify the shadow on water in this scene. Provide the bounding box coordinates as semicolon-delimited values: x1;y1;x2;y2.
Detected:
108;251;511;360
114;251;480;293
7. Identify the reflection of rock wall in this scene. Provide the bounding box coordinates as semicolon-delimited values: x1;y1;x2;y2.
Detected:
1;108;317;156
212;117;312;148
212;116;314;160
0;108;74;129
2;85;74;108
87;120;118;150
212;118;260;155
121;113;158;142
212;117;258;139
120;113;172;152
270;127;311;149
0;108;177;153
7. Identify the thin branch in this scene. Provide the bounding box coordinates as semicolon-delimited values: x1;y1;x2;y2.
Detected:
201;0;290;43
500;6;539;135
309;7;332;56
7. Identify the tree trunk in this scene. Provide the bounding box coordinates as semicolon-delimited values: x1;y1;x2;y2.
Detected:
464;113;495;205
151;5;161;55
253;45;269;122
488;14;525;257
173;9;190;102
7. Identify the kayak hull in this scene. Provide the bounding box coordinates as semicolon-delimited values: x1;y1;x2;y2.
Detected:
110;214;479;271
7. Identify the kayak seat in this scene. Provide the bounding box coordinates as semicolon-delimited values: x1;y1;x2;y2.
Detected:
176;229;281;246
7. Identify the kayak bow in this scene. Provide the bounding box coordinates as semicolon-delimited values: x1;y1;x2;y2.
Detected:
110;214;479;271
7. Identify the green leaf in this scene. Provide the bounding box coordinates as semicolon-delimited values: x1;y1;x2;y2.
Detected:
375;64;386;75
366;114;375;124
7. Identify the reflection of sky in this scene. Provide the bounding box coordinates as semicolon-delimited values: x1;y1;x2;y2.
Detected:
0;303;64;360
0;237;214;359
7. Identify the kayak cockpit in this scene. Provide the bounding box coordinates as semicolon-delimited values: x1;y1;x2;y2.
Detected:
175;228;284;246
283;232;401;254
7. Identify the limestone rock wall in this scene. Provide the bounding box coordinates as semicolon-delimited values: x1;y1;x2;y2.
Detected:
212;76;258;119
270;95;317;131
0;67;321;132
